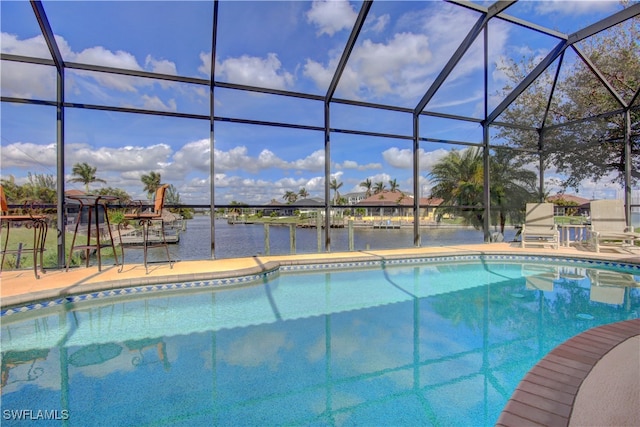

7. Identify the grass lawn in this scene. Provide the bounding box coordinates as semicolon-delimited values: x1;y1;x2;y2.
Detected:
1;225;120;271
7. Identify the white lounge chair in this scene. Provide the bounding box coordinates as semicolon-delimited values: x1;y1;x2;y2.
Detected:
521;203;559;249
522;264;558;291
587;269;637;305
588;199;639;253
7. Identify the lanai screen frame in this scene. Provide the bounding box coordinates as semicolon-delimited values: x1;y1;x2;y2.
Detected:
1;0;639;265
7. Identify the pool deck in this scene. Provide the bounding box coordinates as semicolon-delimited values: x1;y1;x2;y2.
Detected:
1;242;639;426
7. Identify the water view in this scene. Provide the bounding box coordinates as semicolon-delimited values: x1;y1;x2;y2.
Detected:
127;212;640;263
125;216;520;264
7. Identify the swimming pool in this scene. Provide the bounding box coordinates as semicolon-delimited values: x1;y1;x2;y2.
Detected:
2;255;639;426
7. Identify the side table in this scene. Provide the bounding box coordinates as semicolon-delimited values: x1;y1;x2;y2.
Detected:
66;195;121;272
559;223;587;247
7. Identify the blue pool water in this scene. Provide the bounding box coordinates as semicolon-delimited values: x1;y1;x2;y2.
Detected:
1;257;639;426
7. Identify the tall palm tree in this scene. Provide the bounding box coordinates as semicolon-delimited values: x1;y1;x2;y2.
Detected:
373;181;386;194
68;162;106;192
388;178;400;192
429;147;538;233
429;148;484;228
329;178;343;205
490;149;538;233
359;178;372;197
298;187;309;199
283;190;297;204
141;171;162;199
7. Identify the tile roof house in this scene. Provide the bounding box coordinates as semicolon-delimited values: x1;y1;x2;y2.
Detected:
356;191;443;221
547;194;591;216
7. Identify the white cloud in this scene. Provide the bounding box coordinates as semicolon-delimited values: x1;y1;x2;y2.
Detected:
171;139;211;174
335;160;382;171
367;172;391;184
544;169;624;200
145;55;178;76
429;91;484;109
0;142;58;168
69;46;154;93
0;138;327;204
382;147;450;171
74;46;141;71
305;176;325;192
2;141;176;199
355;33;432;94
212;146;253;172
382;147;412;169
1;62;57;99
197;51;214;77
209;146;324;174
220;330;290;370
290;149;325;171
214;53;294;90
66;143;173;172
368;14;390;34
0;33;59;98
256;149;288;169
0;141;172;176
534;0;618;15
302;58;334;90
0;32;52;58
304;4;494;101
213;173;325;204
125;95;177;112
306;32;433;100
306;0;358;36
0;32;183;102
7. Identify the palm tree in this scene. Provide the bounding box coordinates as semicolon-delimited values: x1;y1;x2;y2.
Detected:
24;172;56;203
163;184;193;219
388;178;400;192
373;181;386;194
283;190;297;204
68;162;106;192
359;178;372;197
329;178;343;205
489;149;538;234
298;187;309;199
96;187;131;205
141;171;162;199
429;148;484;228
429;147;537;233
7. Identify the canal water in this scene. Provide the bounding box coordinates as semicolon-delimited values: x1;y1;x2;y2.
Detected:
114;210;640;264
123;216;519;264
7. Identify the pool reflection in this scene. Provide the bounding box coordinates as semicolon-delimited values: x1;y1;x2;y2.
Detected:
2;262;639;426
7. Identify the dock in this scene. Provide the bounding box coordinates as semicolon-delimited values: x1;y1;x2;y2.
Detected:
117;223;182;245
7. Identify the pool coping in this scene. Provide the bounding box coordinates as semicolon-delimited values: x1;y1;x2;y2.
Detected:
497;318;640;427
2;250;640;314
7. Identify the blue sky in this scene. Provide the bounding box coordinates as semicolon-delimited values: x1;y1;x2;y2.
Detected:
0;0;634;204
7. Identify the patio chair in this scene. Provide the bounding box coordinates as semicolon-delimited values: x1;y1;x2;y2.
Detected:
122;184;173;274
588;199;639;253
587;269;637;305
522;264;558;291
520;203;559;249
0;185;48;279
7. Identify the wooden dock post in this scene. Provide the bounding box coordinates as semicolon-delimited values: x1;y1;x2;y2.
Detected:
289;223;296;254
316;212;322;252
264;223;270;255
348;219;354;251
